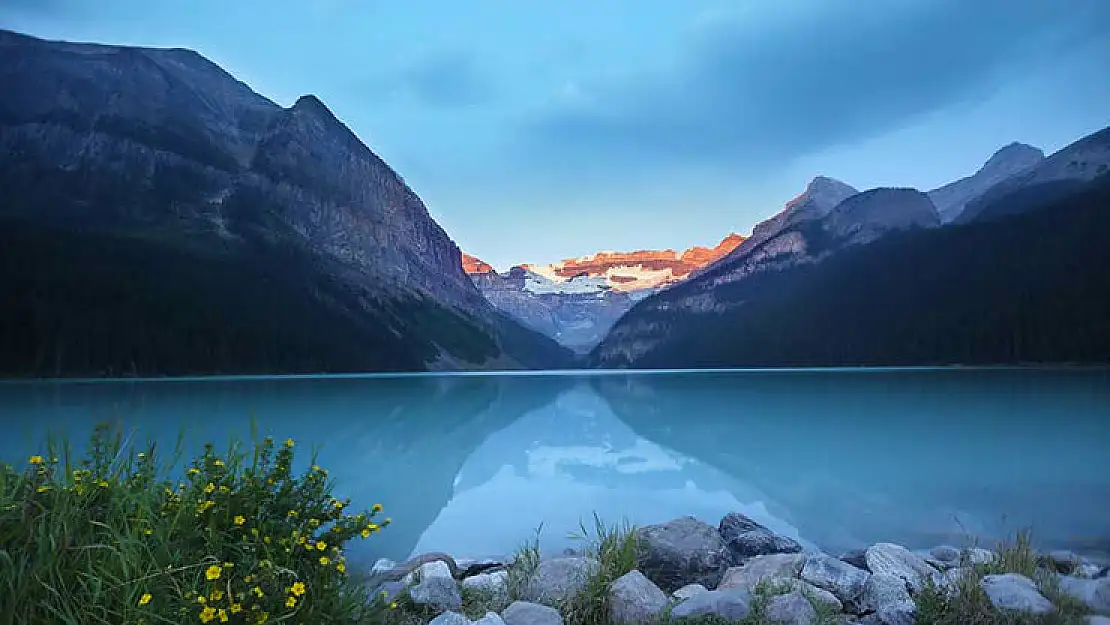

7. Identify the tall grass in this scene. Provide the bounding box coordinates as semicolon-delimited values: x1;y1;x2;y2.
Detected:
560;513;642;625
0;422;392;625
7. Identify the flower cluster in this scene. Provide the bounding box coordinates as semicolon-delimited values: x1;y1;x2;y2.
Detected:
0;423;391;625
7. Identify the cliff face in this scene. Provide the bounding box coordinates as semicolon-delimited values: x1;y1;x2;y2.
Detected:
0;29;571;376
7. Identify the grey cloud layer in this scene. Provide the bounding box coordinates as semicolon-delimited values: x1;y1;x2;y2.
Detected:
520;0;1110;173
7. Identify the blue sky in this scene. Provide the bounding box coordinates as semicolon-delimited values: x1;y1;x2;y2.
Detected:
3;0;1109;270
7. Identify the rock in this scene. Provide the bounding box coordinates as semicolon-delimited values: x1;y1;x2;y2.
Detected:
719;553;805;591
801;554;870;603
372;558;398;575
386;552;460;582
502;601;564;625
929;546;961;564
1057;575;1110;613
861;603;916;625
1086;616;1110;625
1077;563;1106;579
474;612;507;625
462;570;509;600
791;580;843;612
840;550;870;572
457;557;513;578
858;574;913;616
521;557;599;607
670;588;753;620
965;547;997;566
1044;550;1080;574
980;574;1054;614
865;543;940;593
409;561;463;610
766;591;817;625
673;584;708;601
719;512;803;560
637;516;734;591
939;566;973;595
430;612;471;625
609;570;669;625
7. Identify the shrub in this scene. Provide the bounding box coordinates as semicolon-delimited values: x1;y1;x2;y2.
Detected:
0;422;391;625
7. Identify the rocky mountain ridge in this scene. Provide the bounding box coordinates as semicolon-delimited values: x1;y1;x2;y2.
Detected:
0;28;571;376
927;142;1045;223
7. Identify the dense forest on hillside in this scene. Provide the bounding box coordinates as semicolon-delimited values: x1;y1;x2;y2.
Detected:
594;177;1110;368
0;219;511;377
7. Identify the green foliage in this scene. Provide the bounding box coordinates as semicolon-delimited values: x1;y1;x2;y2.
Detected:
913;530;1091;625
0;423;391;625
561;514;643;625
506;525;544;602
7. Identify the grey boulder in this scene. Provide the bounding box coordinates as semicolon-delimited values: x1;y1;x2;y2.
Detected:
801;554;870;603
637;516;734;591
409;560;463;610
858;573;913;616
719;553;805;591
670;587;753;620
980;574;1055;614
1058;575;1110;613
864;543;940;594
673;583;709;601
609;570;669;625
474;613;508;625
502;601;564;625
766;591;817;625
430;612;471;625
719;512;803;560
521;557;599;607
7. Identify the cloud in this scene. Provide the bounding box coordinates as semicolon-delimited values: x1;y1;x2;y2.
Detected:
366;49;494;109
520;0;1110;175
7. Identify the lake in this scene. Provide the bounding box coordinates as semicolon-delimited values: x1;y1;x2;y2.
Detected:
2;368;1109;568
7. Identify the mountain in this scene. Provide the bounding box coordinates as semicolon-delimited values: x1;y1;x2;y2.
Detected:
956;126;1110;224
0;29;572;377
460;234;744;352
590;143;1110;368
927;143;1045;223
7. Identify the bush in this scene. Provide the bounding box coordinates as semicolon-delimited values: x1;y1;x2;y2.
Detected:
0;423;392;625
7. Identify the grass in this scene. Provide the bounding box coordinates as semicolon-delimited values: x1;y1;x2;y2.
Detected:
0;422;393;625
914;529;1092;625
559;514;643;625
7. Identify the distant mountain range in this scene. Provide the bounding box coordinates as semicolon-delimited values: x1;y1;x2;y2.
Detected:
1;28;1107;376
591;128;1110;368
0;29;572;377
459;234;743;351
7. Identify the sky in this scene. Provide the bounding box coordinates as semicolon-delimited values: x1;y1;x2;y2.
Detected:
2;0;1109;270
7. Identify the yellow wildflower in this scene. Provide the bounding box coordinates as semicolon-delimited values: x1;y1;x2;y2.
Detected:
234;515;246;526
308;518;319;527
311;464;321;472
211;589;224;601
213;459;225;467
297;536;306;545
336;562;346;573
230;603;243;614
372;503;383;513
252;586;264;598
361;528;371;538
197;596;207;604
144;528;153;536
319;556;330;565
284;438;294;448
285;596;297;608
28;455;43;465
199;606;217;623
390;602;398;609
291;581;306;596
204;483;215;494
205;565;222;581
286;510;298;518
188;468;200;476
139;593;152;606
369;522;380;531
316;541;327;551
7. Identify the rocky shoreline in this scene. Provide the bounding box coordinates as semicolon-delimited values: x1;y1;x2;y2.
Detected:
367;513;1110;625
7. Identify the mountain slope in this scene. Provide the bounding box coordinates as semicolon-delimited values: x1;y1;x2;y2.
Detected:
927;143;1045;222
590;174;1110;368
956;127;1110;224
591;184;941;364
0;29;572;376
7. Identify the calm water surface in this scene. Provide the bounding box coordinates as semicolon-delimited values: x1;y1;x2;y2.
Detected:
2;369;1109;566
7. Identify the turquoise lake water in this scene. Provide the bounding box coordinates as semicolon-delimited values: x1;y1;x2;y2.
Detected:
2;368;1109;567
